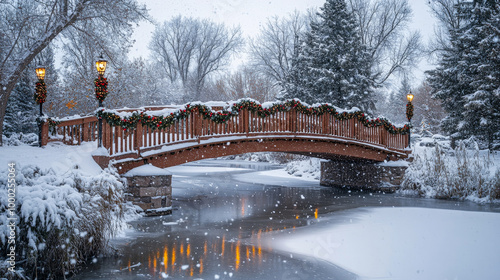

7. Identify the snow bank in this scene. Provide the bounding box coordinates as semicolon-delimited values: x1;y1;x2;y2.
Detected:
271;207;500;279
285;157;321;180
401;139;500;201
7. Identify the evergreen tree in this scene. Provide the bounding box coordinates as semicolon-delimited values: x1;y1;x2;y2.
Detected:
428;0;500;148
3;71;37;137
282;0;376;112
462;1;500;148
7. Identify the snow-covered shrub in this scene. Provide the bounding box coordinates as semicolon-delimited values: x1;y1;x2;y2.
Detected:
224;152;309;164
401;140;500;201
0;165;133;279
1;132;38;146
285;158;321;180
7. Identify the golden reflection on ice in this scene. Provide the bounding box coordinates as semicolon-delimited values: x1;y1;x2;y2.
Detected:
235;240;241;271
140;225;298;278
163;246;168;272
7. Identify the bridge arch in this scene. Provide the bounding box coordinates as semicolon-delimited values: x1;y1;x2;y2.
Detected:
113;135;407;173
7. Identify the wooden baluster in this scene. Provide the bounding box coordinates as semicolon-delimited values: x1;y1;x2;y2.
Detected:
81;120;86;144
277;111;281;132
299;113;303;133
259;115;263;133
279;111;283;132
129;129;133;151
117;127;122;153
383;130;387;148
351;118;356;139
175;120;179;140
196;111;202;138
183;118;187;140
187;115;191;139
121;128;125;152
244;109;249;136
112;126;118;154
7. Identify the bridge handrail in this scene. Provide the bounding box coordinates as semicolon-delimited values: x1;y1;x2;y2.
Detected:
41;115;98;146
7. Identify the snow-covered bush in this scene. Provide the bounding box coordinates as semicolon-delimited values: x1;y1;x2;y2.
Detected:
0;165;134;279
285;158;321;180
401;140;500;201
224;152;306;164
1;133;38;146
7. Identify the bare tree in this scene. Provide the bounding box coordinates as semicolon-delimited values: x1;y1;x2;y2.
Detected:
427;0;472;58
0;0;149;145
192;19;244;100
249;10;312;87
413;81;446;134
211;67;279;102
149;16;243;101
149;16;198;86
348;0;422;84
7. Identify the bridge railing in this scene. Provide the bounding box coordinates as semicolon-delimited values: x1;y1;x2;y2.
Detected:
41;116;98;146
44;105;409;156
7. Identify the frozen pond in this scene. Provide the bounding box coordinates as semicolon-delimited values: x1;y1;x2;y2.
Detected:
72;159;500;280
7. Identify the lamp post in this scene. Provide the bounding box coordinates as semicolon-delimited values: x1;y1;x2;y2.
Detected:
35;67;46;147
95;55;108;148
406;91;414;149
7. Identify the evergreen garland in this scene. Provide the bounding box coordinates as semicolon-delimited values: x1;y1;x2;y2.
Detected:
94;75;108;102
406;102;414;122
34;80;47;104
95;100;410;135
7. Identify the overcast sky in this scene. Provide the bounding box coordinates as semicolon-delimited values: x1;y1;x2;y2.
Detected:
130;0;437;87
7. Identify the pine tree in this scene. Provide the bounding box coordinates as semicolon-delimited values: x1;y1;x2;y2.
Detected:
282;0;376;112
462;1;500;148
3;71;37;137
428;0;500;148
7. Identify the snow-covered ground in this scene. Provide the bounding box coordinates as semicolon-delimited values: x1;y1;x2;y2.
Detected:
270;207;500;280
0;141;102;176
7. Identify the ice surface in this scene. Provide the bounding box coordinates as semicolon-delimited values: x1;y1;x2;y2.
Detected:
271;207;500;279
234;168;319;187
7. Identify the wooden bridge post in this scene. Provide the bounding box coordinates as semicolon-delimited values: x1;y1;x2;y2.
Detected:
322;113;329;135
81;118;87;143
195;110;202;141
134;122;143;152
41;122;49;146
350;118;356;139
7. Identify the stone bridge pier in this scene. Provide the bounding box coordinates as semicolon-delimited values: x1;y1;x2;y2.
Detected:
123;165;173;216
320;160;408;192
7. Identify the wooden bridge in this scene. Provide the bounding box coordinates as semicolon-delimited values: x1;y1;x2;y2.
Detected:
41;100;410;174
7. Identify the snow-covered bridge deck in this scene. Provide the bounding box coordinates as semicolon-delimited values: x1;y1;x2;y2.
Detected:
41;100;410;174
